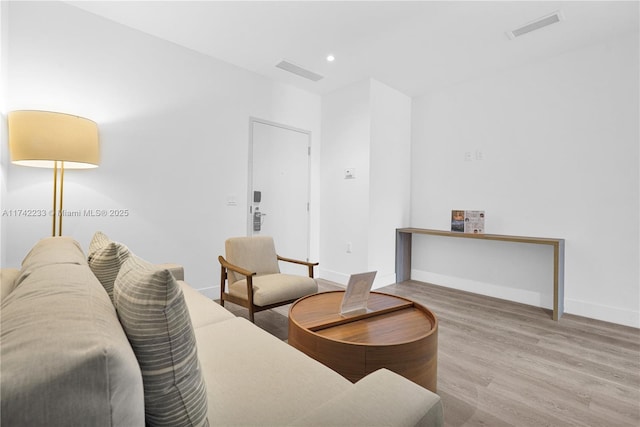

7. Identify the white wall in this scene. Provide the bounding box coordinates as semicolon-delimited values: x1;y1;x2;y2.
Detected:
411;33;639;327
369;80;412;285
320;78;411;287
320;79;371;282
1;1;321;297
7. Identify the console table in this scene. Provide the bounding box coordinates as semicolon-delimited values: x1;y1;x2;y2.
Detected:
396;228;565;320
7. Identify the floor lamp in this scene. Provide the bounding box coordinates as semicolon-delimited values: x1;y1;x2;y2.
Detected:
8;110;100;237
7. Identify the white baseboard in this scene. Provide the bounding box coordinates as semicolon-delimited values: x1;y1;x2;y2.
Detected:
319;269;395;290
411;269;640;328
318;269;349;286
411;270;552;308
564;298;640;328
373;272;397;290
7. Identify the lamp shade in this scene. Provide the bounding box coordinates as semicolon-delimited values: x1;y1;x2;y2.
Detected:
8;110;100;169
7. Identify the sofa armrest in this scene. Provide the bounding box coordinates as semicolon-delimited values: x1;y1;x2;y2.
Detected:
288;369;443;427
157;263;184;281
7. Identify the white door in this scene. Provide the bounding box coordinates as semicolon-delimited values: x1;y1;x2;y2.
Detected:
249;119;311;273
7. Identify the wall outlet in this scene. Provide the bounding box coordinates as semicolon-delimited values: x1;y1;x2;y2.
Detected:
346;242;352;253
344;168;356;179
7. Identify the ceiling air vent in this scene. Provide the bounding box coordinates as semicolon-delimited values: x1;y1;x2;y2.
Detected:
507;10;564;39
276;60;324;82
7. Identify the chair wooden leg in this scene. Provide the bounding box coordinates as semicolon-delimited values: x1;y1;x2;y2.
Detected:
220;265;227;307
246;276;256;323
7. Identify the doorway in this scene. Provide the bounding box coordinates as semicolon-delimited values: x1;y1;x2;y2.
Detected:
248;118;311;272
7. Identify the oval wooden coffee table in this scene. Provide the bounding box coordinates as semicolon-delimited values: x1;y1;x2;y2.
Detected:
288;291;438;392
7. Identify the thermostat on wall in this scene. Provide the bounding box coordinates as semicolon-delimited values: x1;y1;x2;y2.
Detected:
344;168;356;179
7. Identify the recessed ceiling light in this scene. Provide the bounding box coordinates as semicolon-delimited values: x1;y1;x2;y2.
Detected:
326;54;335;62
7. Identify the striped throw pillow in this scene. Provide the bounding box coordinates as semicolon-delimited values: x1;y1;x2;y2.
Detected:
114;255;208;427
88;231;112;257
88;232;130;302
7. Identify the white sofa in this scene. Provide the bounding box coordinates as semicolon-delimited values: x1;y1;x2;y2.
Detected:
1;236;443;426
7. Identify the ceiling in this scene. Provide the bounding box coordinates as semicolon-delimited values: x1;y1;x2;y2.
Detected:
67;1;639;97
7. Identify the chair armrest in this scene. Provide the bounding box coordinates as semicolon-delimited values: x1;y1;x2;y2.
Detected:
218;256;257;306
277;255;318;267
277;255;319;278
218;256;255;278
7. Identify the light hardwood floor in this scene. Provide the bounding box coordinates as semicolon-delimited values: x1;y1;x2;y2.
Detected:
222;279;640;427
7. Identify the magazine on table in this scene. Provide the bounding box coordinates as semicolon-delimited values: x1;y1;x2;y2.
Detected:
340;271;377;316
451;210;485;234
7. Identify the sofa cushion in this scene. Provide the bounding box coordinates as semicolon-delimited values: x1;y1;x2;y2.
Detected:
1;263;145;427
178;281;235;328
88;233;131;302
0;268;20;302
194;317;351;426
229;273;318;306
20;236;86;272
288;368;443;426
114;255;208;427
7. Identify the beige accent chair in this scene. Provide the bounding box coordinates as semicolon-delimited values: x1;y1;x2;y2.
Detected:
218;236;318;322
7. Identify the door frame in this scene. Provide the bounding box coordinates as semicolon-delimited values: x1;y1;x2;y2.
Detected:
247;117;312;260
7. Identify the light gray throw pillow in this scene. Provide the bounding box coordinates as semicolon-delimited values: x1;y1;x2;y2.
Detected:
114;254;208;427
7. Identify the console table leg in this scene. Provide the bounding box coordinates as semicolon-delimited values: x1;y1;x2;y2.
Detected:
553;240;565;321
396;230;412;282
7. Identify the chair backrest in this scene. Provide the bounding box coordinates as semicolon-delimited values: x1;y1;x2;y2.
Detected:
225;236;280;284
